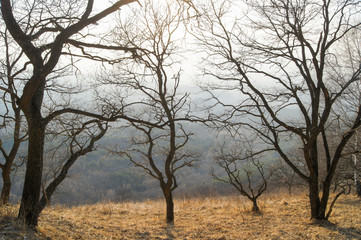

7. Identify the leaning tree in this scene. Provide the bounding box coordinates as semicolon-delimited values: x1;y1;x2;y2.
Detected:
39;115;109;213
195;0;361;220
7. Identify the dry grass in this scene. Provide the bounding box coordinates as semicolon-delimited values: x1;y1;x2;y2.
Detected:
1;193;360;239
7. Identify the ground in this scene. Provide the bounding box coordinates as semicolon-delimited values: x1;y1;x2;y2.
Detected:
1;193;360;239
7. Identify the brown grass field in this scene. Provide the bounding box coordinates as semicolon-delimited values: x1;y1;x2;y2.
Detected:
0;193;360;239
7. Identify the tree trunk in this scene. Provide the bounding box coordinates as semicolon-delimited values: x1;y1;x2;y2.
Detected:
0;166;11;205
18;113;45;228
1;110;22;205
308;177;324;220
164;189;174;223
354;154;361;197
356;180;361;197
251;198;260;213
319;179;332;220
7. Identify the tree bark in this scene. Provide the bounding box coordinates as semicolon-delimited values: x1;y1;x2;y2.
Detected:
18;106;45;228
308;179;332;220
356;180;361;197
354;154;361;197
251;198;260;213
319;178;332;219
164;189;174;224
0;165;11;205
308;176;323;220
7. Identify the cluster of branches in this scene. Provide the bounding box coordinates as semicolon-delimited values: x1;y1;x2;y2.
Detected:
194;0;361;220
0;0;198;229
99;0;198;223
211;136;273;213
1;0;361;232
0;27;28;204
0;0;142;229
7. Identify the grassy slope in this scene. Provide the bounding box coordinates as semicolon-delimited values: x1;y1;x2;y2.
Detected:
1;193;360;239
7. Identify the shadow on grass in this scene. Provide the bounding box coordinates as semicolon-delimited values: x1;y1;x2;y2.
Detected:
0;215;45;239
317;221;361;239
135;231;152;240
162;222;175;240
337;196;361;205
134;223;175;240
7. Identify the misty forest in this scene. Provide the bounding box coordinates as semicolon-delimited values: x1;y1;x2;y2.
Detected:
0;0;361;238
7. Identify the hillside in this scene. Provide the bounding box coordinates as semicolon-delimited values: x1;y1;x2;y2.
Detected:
2;122;301;206
1;123;226;205
1;193;360;239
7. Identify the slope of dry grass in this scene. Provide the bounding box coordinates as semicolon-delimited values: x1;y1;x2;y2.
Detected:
1;193;360;239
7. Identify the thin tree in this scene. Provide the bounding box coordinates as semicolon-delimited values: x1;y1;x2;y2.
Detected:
105;0;198;223
329;27;361;197
0;0;138;228
39;117;108;213
0;28;28;205
211;137;272;214
195;0;361;220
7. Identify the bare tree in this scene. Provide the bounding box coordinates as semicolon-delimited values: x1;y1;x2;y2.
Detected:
104;0;198;223
0;0;139;228
0;28;28;205
195;0;361;220
39;116;108;213
271;158;307;195
211;137;272;214
329;27;361;197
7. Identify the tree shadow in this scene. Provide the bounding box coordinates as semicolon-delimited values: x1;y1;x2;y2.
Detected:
0;216;42;239
135;231;151;240
316;221;361;239
162;222;175;240
338;196;361;205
